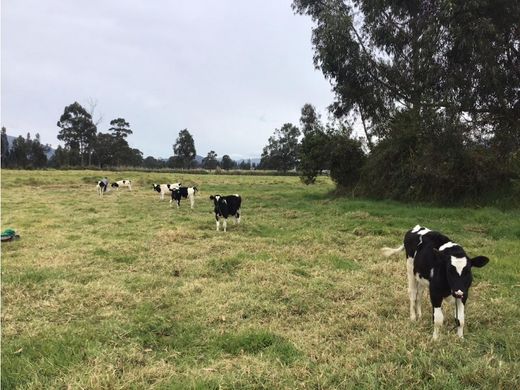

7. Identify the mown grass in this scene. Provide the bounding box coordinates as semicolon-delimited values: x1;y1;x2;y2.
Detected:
1;169;519;389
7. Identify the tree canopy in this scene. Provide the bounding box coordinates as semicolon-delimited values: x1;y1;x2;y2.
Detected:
173;129;197;169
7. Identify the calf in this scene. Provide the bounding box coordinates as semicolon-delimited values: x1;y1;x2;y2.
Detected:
96;178;109;196
170;186;198;208
383;225;489;340
111;179;132;191
152;183;180;200
209;194;241;232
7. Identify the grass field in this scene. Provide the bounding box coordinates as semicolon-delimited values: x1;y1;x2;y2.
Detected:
2;169;520;389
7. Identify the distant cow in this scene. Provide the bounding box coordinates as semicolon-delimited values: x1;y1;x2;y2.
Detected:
170;186;198;208
382;225;489;340
152;183;180;200
96;178;109;196
209;194;241;232
111;180;132;191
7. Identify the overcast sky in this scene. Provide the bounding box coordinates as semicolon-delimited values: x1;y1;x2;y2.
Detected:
1;0;335;159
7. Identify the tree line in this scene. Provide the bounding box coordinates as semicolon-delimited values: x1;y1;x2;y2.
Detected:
0;102;255;171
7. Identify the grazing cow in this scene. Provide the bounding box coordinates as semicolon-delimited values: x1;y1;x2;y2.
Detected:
382;225;489;340
209;194;241;232
152;183;180;200
96;177;109;196
111;179;132;191
170;186;198;209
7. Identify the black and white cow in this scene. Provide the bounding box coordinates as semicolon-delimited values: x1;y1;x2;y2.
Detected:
170;186;198;209
111;180;132;191
152;183;180;200
209;194;241;232
382;224;489;340
96;178;109;196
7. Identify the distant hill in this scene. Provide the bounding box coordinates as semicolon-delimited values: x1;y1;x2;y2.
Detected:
5;134;55;159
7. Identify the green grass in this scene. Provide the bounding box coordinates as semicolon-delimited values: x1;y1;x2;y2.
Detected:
2;169;520;389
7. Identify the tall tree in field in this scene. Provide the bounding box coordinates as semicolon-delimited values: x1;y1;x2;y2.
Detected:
298;104;332;184
202;151;219;170
260;123;301;172
10;136;30;168
57;102;97;166
221;154;236;170
173;129;196;169
29;133;48;168
1;127;10;168
109;118;133;166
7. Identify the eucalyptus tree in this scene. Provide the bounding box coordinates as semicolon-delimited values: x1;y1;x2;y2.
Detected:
173;129;196;169
57;102;97;166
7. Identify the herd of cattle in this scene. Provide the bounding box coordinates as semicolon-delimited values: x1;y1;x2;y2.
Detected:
96;178;241;232
96;178;489;340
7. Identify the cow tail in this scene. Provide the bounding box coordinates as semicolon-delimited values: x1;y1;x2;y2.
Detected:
381;245;404;257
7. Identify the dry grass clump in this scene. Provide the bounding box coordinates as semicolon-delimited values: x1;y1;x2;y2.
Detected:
2;169;520;389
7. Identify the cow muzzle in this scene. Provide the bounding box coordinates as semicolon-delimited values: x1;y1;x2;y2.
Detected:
452;290;464;298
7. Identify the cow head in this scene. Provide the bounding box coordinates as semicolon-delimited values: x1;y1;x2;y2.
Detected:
435;244;489;299
152;184;161;193
209;195;227;214
111;183;119;188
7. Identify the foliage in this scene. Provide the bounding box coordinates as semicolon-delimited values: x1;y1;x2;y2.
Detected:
202;150;219;170
108;118;132;139
298;104;332;184
293;0;520;201
173;129;196;169
221;155;237;170
1;127;9;167
3;132;48;169
56;102;97;166
260;123;301;171
329;133;366;189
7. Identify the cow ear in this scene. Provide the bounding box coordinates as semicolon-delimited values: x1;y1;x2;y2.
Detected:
471;256;489;268
209;195;214;200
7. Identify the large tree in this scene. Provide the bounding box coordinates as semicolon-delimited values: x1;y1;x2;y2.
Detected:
173;129;196;169
202;151;219;170
260;123;301;171
298;104;332;184
292;0;520;148
57;102;97;166
29;133;48;168
221;154;236;170
293;0;520;201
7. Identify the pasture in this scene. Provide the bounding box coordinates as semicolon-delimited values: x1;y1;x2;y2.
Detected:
2;169;519;389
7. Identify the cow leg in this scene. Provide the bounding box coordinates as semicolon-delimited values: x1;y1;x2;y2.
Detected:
236;211;241;224
430;293;444;340
189;195;194;209
216;216;220;231
223;219;227;232
415;282;424;319
407;257;418;320
455;298;465;338
177;199;180;208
